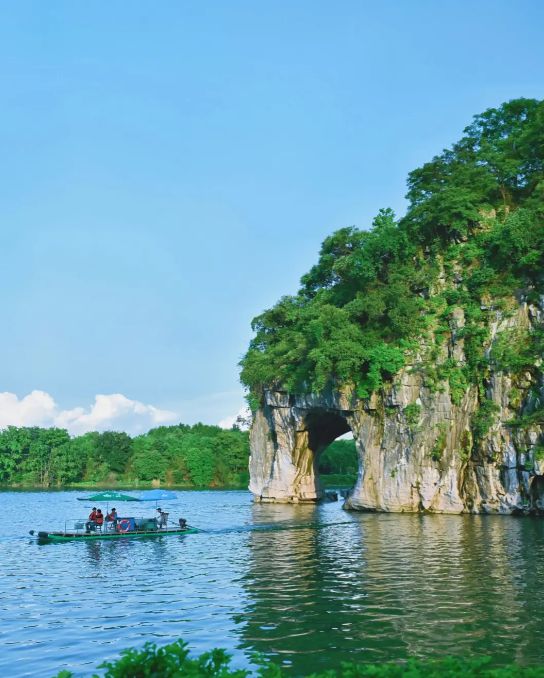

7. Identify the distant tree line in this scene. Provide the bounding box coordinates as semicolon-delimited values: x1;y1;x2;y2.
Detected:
319;439;357;476
0;423;250;488
0;423;357;488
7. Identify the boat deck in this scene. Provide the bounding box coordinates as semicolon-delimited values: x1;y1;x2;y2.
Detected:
34;527;198;542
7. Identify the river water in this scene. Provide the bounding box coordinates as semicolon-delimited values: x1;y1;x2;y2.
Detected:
1;490;544;676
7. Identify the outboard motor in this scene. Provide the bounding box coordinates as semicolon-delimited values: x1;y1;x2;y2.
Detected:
178;518;187;529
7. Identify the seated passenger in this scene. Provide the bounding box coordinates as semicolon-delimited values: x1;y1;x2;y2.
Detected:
95;509;104;529
86;508;98;533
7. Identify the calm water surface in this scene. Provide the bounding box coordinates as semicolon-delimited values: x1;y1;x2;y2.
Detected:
1;490;544;676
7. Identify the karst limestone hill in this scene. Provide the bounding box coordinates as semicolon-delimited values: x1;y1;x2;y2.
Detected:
241;98;544;513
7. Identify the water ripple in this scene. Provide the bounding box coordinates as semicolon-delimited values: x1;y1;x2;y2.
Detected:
1;491;544;676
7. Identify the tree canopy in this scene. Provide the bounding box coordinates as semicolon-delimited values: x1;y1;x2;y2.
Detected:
0;423;250;488
241;99;544;404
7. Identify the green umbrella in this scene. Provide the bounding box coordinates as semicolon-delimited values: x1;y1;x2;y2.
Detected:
77;491;141;502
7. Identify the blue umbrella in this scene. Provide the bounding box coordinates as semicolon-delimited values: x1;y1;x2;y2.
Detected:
139;489;177;501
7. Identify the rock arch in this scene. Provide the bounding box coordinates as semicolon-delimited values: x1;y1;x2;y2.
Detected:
249;390;358;503
249;368;542;512
248;302;544;514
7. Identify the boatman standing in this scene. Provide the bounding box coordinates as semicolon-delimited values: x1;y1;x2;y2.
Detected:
156;508;169;529
106;508;118;530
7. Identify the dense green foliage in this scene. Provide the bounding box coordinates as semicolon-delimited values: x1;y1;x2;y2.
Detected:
319;439;358;476
241;99;544;413
0;423;249;488
55;638;544;677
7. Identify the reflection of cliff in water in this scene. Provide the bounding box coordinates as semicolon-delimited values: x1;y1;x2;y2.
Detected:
236;505;544;673
234;503;407;673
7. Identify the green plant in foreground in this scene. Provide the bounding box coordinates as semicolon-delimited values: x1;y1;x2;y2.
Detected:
54;640;544;677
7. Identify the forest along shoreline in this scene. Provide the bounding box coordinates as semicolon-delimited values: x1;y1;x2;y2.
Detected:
0;423;356;491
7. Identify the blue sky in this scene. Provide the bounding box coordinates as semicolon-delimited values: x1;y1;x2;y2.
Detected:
1;1;543;432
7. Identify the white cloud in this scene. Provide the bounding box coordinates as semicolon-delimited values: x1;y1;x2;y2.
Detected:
0;391;57;428
0;390;178;436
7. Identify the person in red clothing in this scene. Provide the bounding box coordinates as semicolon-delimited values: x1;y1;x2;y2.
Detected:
95;509;104;528
85;508;98;533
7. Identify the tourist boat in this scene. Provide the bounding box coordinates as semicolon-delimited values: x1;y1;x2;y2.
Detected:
30;523;198;543
29;490;198;542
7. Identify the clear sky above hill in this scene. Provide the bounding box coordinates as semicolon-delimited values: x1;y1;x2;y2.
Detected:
1;1;543;434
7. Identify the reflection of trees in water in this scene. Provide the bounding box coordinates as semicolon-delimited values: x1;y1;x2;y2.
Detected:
234;503;408;674
236;506;544;672
497;517;544;664
362;514;544;665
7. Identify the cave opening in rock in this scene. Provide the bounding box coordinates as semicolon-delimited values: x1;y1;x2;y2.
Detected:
302;410;358;497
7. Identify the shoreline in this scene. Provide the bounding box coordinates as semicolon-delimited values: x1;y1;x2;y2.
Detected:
0;483;249;493
0;474;355;493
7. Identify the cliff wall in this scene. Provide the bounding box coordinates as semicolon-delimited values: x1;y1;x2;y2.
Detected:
249;297;544;514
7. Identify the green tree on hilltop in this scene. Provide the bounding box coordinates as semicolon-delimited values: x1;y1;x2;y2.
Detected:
240;98;544;405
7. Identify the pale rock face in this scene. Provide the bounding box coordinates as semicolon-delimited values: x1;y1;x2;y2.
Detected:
248;300;544;514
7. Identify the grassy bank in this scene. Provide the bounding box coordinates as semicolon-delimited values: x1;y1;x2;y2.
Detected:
0;477;250;492
1;473;352;493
